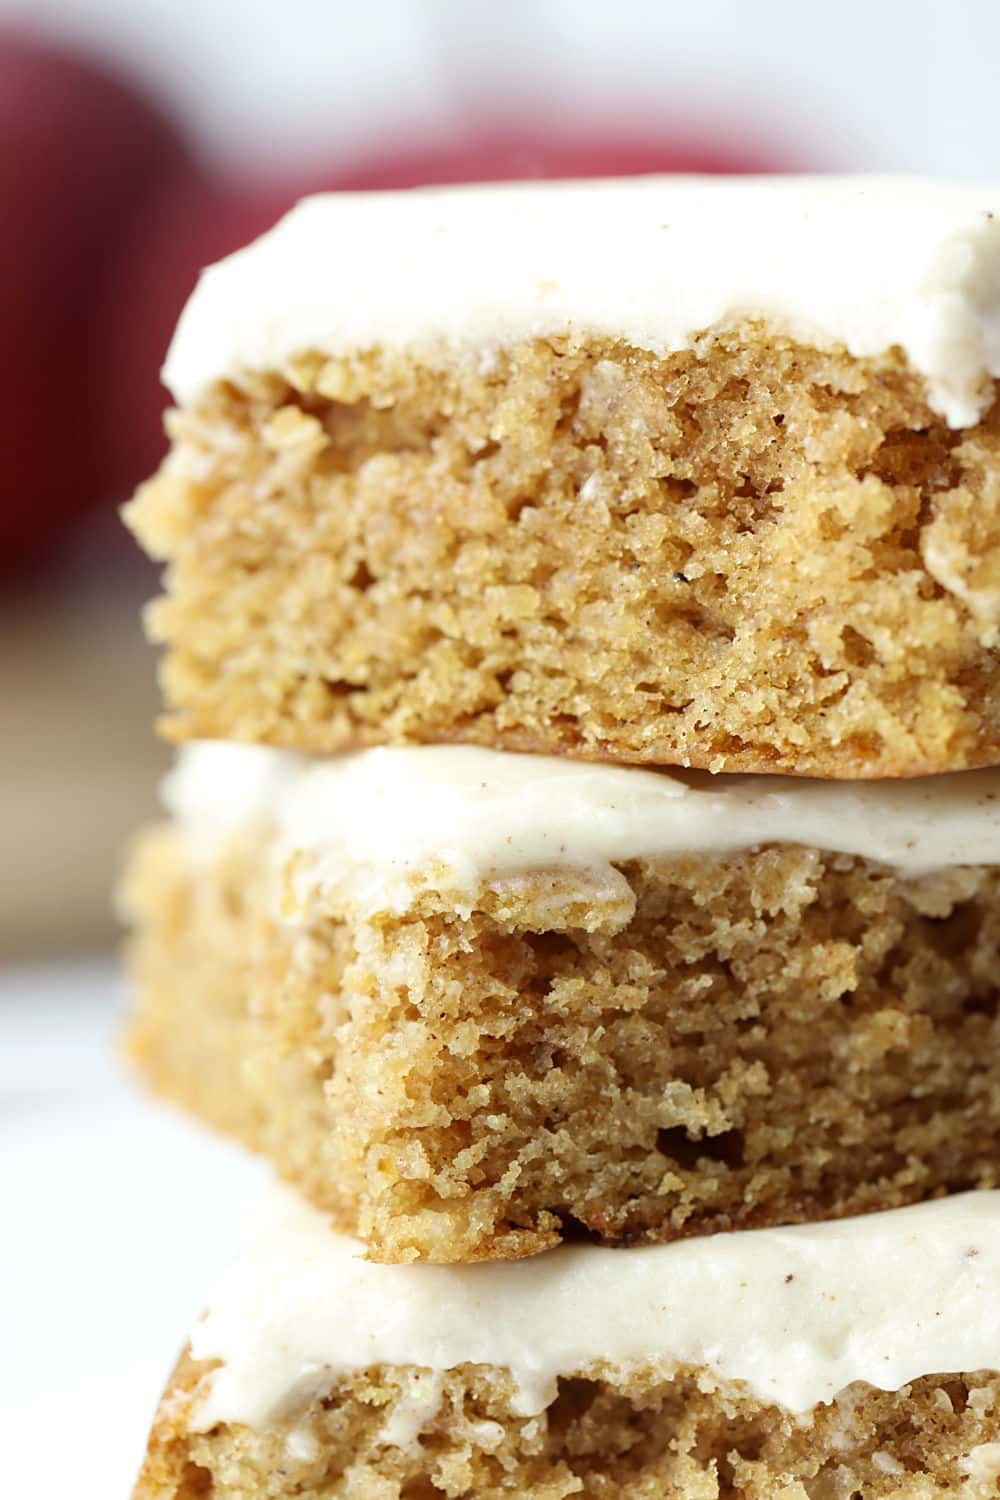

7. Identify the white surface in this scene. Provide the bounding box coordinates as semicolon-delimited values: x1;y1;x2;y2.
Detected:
194;1185;1000;1428
0;959;266;1500
166;175;1000;427
169;742;1000;918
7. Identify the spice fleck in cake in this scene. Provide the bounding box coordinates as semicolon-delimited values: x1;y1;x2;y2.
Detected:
122;741;1000;1264
125;177;1000;777
135;1188;1000;1499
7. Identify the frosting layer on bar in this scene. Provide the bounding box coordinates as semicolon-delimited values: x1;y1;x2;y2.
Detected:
191;1189;1000;1427
164;175;1000;426
165;742;1000;913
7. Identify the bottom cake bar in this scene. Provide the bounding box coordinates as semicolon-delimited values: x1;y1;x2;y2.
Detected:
134;1189;1000;1500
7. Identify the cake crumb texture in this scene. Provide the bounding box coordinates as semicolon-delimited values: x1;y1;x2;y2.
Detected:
126;326;1000;776
134;1351;1000;1499
122;822;1000;1263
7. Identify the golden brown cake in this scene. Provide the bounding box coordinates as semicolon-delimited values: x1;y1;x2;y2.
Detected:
121;741;1000;1264
125;178;1000;778
133;1188;1000;1499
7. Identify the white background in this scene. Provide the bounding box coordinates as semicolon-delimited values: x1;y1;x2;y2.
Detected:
1;963;266;1498
1;0;999;177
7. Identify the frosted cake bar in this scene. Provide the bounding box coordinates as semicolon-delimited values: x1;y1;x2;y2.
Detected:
127;176;1000;778
135;1188;1000;1499
122;741;1000;1263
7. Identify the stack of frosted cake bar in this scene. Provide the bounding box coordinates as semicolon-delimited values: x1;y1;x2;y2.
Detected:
123;176;1000;1499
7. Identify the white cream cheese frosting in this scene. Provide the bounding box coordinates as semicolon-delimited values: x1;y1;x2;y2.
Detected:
163;741;1000;914
190;1187;1000;1429
163;175;1000;427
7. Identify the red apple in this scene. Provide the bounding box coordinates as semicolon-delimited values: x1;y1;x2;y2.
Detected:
331;127;785;189
0;27;190;566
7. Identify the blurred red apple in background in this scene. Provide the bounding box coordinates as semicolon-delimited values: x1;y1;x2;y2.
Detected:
332;130;778;189
0;28;191;565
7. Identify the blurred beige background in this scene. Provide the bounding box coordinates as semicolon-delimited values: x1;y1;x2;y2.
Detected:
0;532;166;953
